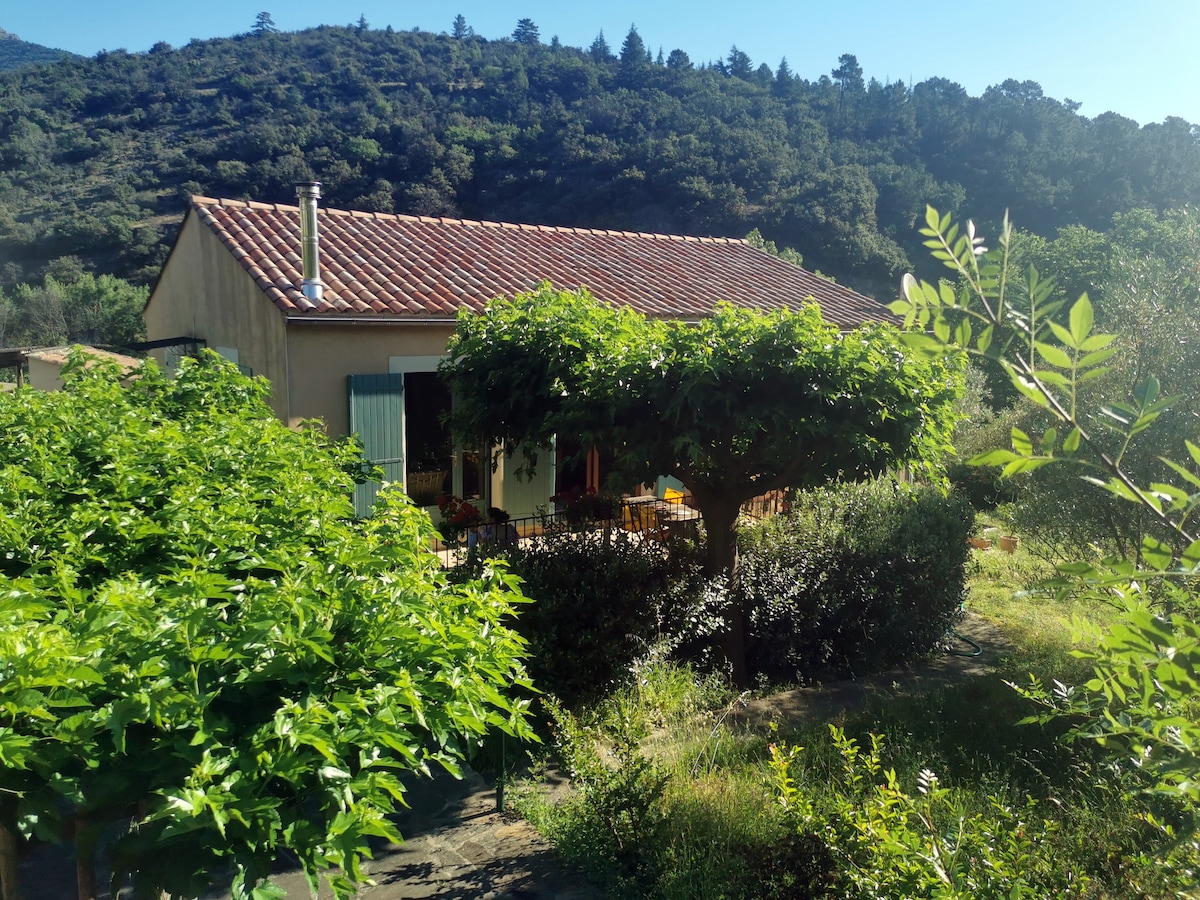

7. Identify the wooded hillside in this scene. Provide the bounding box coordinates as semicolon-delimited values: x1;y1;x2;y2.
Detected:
0;21;1196;296
0;28;72;72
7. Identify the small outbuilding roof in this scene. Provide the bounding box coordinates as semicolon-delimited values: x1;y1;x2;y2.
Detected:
189;196;890;327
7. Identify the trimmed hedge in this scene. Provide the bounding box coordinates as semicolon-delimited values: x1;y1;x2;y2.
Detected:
739;478;973;683
452;529;708;707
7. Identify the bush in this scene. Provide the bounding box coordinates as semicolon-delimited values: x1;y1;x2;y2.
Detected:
452;528;710;707
739;477;973;683
0;352;534;899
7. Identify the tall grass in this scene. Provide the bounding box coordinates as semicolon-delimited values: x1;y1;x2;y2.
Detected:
512;547;1197;898
966;537;1120;684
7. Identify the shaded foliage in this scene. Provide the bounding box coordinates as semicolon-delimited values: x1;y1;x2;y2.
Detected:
739;478;973;683
451;529;710;708
0;269;146;348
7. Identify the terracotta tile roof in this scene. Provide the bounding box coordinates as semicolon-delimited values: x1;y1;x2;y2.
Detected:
190;196;891;327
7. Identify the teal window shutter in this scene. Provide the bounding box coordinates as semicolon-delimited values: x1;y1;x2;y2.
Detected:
348;374;405;517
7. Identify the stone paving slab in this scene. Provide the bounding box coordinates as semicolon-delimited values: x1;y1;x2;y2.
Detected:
16;767;600;900
195;766;600;900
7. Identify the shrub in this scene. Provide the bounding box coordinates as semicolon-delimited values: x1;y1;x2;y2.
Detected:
452;528;710;707
0;352;534;900
770;729;1091;898
739;477;973;683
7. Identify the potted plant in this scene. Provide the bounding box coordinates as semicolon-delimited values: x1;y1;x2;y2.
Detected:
995;503;1019;553
551;487;623;527
435;494;484;547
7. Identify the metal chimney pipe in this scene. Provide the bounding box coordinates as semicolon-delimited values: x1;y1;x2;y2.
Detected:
295;181;324;302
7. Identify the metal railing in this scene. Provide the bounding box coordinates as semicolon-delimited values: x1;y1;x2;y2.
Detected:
433;496;703;565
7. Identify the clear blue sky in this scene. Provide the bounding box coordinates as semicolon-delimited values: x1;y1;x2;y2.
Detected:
4;1;1196;126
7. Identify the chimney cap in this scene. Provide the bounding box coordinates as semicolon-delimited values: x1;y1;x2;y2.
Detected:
296;181;322;199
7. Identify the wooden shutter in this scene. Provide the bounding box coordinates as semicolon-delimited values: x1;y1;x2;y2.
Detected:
347;374;405;517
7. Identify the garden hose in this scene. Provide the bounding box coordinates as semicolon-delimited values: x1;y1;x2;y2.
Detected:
942;629;984;657
942;600;984;657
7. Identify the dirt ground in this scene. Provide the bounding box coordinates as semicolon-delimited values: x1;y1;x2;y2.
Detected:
731;611;1011;728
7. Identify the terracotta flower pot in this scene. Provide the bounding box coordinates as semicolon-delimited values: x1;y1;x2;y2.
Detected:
968;536;991;550
999;534;1019;554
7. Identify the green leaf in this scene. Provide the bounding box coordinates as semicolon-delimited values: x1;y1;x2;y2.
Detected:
954;318;972;347
1069;294;1094;346
1063;428;1081;454
1079;333;1116;353
1047;321;1078;350
897;332;948;355
1077;347;1117;369
1133;375;1161;407
1010;427;1034;457
1031;369;1071;387
933;316;951;343
1001;457;1055;476
1081;476;1141;504
1148;482;1191;509
1035;342;1073;369
249;881;289;899
1161;458;1200;490
1077;367;1113;383
1007;373;1052;408
1140;536;1173;570
968;449;1023;467
1039;427;1058;455
976;324;994;354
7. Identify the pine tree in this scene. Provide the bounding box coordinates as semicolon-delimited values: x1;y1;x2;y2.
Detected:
832;53;865;96
666;48;692;70
512;18;539;46
620;25;647;67
589;30;613;62
252;11;278;36
451;14;472;40
726;45;754;79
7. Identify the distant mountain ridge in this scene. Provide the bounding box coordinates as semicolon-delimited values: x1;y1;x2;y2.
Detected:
0;27;73;71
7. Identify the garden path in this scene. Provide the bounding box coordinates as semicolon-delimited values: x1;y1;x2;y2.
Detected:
16;613;1009;898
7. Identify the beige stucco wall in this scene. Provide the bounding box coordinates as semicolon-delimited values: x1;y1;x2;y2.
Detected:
144;213;290;420
27;347;142;391
284;322;456;434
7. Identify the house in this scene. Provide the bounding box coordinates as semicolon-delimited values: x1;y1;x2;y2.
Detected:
144;183;891;518
0;345;141;391
26;346;142;390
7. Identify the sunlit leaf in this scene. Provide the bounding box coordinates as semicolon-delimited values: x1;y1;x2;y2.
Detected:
1069;294;1094;346
1035;342;1073;369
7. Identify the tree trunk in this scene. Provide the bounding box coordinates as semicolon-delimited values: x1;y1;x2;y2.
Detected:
132;802;165;900
693;491;749;687
76;816;99;900
0;822;18;900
